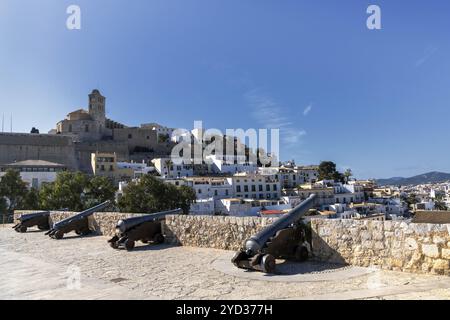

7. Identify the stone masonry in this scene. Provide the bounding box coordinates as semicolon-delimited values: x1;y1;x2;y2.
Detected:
163;215;276;251
311;219;450;276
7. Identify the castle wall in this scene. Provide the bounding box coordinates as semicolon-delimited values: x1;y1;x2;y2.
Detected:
0;133;78;170
58;119;103;141
112;128;159;152
7;90;175;173
311;218;450;275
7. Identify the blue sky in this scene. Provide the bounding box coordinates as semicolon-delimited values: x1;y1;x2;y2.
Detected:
1;0;450;179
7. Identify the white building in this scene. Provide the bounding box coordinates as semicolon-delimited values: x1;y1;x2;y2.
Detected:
206;155;258;175
414;201;435;211
296;165;319;183
227;172;281;200
189;198;215;215
333;183;365;204
0;160;66;189
116;161;155;178
184;177;233;200
259;165;319;188
151;158;194;178
216;198;253;216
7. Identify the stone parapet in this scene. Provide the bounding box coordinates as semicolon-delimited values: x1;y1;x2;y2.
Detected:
162;215;276;251
311;219;450;275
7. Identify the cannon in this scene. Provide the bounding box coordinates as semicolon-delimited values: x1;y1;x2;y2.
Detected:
108;208;182;251
231;194;317;273
46;201;111;239
13;211;50;233
12;208;69;233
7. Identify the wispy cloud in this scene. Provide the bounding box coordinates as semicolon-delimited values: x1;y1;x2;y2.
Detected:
303;104;312;116
245;89;306;145
415;46;439;67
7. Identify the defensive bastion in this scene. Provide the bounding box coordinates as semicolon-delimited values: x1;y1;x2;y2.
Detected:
14;211;450;276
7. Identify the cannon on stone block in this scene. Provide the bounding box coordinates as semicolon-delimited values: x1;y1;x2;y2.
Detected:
231;194;317;274
108;208;182;251
45;201;111;239
13;211;51;233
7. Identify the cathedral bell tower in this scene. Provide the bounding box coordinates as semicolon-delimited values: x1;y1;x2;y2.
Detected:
88;89;106;125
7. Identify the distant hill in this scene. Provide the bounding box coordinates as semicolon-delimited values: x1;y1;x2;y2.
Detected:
377;171;450;186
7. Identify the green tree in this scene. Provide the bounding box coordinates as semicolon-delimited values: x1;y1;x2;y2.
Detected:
20;188;40;210
318;161;345;182
158;134;170;143
38;172;88;211
343;169;353;183
434;201;448;211
0;169;28;212
0;197;6;212
83;176;116;209
403;193;418;210
0;197;7;223
38;172;118;211
118;175;196;214
178;185;197;214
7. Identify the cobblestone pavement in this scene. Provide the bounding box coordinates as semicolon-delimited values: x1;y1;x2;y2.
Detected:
1;225;449;300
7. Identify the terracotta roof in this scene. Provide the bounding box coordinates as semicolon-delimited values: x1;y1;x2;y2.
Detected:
413;211;450;224
261;210;285;215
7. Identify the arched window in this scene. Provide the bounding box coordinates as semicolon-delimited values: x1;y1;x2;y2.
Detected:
85;124;89;132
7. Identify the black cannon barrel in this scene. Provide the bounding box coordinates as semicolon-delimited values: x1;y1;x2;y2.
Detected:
244;194;317;255
19;211;50;222
19;208;67;224
117;208;182;233
52;201;111;229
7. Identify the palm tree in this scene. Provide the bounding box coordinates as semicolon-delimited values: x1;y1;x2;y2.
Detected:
164;159;173;177
344;169;353;183
434;201;448;211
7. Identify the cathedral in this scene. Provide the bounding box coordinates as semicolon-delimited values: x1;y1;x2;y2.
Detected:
0;90;174;173
55;89;126;142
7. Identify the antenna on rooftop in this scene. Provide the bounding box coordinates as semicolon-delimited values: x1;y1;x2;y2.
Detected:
10;114;12;133
1;113;4;132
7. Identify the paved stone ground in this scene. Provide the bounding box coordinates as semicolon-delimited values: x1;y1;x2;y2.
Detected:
1;225;450;300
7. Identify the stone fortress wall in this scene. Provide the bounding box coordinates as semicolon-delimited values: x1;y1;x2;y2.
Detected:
0;133;78;170
162;215;277;251
13;211;450;275
311;219;450;275
1;90;174;172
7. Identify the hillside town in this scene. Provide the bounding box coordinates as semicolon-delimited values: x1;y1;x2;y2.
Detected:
1;90;449;223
